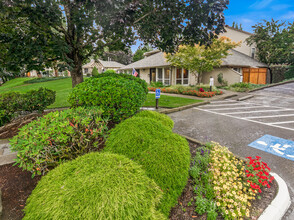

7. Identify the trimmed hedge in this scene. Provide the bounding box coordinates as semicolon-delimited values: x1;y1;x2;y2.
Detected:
0;88;56;127
23;77;69;84
10;107;108;176
134;110;174;130
104;117;191;216
68;77;146;122
23;152;165;220
93;72;148;94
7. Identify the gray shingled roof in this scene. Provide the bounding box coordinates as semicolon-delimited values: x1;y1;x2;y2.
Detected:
222;49;268;68
120;52;170;70
121;49;267;70
98;60;125;68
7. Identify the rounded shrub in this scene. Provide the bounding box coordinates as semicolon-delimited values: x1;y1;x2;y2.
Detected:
134;110;174;130
104;117;191;216
93;72;148;94
68;77;147;122
23;152;165;220
10;107;108;176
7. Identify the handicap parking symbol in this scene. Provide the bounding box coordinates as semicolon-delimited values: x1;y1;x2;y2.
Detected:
249;135;294;161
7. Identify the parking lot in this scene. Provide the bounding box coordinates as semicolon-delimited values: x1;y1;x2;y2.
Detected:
169;82;294;219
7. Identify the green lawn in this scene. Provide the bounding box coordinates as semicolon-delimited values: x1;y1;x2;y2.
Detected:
0;78;202;108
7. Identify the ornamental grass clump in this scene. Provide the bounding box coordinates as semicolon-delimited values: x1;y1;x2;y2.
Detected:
134;110;174;130
104;117;190;216
10;107;108;176
208;142;256;219
23;152;165;220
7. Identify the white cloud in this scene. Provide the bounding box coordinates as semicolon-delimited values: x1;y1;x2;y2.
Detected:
250;0;274;10
282;11;294;19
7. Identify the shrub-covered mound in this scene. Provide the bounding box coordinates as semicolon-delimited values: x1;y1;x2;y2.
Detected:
104;117;191;216
10;107;108;176
68;77;146;122
134;110;174;130
23;152;165;220
93;71;148;94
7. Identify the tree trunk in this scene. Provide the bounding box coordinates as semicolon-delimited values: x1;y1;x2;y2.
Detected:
71;56;83;88
54;68;58;77
197;72;202;84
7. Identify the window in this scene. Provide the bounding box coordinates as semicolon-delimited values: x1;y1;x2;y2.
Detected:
164;68;171;85
157;68;163;83
251;48;256;59
176;68;189;85
233;68;242;73
84;68;88;74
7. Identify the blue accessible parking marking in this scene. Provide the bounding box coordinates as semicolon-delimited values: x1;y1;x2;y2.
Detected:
249;135;294;161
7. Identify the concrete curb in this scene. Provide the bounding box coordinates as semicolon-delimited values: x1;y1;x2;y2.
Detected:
158;101;210;114
249;79;294;93
237;94;254;101
181;135;291;220
258;173;291;220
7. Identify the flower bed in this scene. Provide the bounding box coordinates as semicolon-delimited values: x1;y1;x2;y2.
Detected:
187;142;275;219
148;87;223;98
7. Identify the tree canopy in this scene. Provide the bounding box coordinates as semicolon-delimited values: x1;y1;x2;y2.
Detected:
133;45;153;62
0;0;229;87
166;37;240;83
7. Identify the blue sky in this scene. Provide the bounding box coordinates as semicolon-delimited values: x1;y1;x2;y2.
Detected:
131;0;294;52
225;0;294;32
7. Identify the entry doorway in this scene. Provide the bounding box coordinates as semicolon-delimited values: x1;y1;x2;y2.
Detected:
150;68;156;83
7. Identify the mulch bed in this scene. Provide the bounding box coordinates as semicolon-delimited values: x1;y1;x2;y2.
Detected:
0;127;278;220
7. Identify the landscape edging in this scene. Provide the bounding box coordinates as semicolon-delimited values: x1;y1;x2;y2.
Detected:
249;79;294;93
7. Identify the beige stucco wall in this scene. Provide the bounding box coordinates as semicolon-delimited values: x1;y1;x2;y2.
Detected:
202;67;242;86
219;27;256;58
139;68;150;83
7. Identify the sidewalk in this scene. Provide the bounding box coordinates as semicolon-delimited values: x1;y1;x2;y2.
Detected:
0;139;16;166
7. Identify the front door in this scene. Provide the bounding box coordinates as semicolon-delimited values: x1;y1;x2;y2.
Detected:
150;68;156;83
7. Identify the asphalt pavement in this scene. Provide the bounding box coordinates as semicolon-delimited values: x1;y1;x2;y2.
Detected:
169;82;294;220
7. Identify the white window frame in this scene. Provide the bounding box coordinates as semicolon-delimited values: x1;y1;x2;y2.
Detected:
156;67;171;85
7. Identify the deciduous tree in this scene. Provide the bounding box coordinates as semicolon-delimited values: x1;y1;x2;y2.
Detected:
0;0;229;87
166;37;240;83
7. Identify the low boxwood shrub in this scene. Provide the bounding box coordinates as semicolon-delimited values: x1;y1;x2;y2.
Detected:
0;88;56;127
68;77;147;122
93;71;148;94
10;107;108;176
104;117;191;216
23;152;165;220
134;110;174;130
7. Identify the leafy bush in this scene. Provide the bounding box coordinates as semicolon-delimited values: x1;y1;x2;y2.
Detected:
68;77;146;122
217;73;228;86
230;82;251;88
10;107;108;176
134;110;174;130
194;84;217;92
23;152;165;220
0;88;56;127
93;71;148;94
150;81;164;88
104;117;191;216
91;66;99;77
284;65;294;80
23;77;69;84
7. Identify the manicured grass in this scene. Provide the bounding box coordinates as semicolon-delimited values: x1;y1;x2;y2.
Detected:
144;93;203;108
0;78;203;109
0;78;73;108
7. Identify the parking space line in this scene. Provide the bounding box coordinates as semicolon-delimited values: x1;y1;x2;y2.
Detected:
269;121;294;125
203;106;276;111
201;103;256;108
227;109;294;115
193;107;294;132
245;114;294;119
